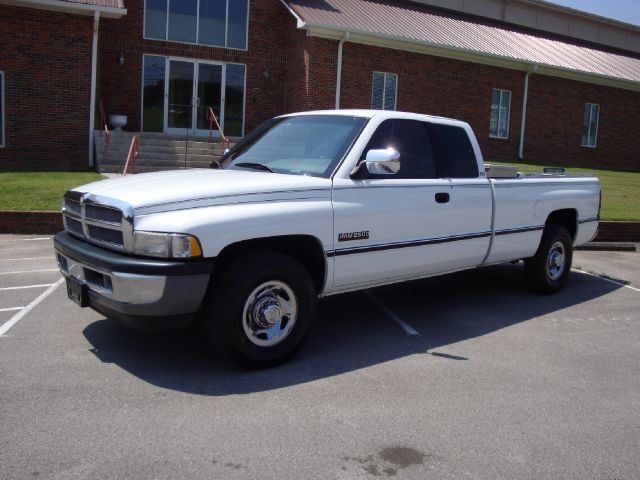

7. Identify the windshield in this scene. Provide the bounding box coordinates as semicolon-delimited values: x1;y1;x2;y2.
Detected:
223;115;368;178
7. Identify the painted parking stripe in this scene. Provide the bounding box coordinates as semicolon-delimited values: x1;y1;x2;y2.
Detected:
0;307;25;313
0;237;51;244
365;290;420;336
0;284;56;291
0;269;59;275
0;279;64;337
573;268;640;293
0;257;55;262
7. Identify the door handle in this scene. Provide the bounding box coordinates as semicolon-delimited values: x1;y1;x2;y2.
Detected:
435;192;450;204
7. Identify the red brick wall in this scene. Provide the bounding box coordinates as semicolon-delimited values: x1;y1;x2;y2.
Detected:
0;6;92;171
526;76;640;171
287;26;639;171
97;0;290;135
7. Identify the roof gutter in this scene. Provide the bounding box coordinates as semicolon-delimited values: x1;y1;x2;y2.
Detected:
335;32;351;109
0;0;126;18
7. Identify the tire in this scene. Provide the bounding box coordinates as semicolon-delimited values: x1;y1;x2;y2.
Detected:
201;251;316;368
524;225;573;294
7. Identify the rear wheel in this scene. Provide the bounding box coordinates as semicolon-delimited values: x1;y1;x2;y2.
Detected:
201;251;316;368
524;225;573;294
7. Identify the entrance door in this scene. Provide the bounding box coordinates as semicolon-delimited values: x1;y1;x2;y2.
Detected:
165;59;223;136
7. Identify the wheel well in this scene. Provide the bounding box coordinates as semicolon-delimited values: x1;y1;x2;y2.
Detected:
215;235;327;294
545;209;578;240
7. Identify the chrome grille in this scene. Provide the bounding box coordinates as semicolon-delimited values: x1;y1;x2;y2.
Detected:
62;192;133;251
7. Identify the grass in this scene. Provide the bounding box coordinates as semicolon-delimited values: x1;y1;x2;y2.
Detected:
0;172;106;211
489;161;640;221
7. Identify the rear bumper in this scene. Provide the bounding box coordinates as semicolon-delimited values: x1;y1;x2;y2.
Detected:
54;231;215;330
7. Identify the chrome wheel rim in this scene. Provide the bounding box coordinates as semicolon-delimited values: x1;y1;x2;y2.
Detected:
547;241;566;281
242;281;298;347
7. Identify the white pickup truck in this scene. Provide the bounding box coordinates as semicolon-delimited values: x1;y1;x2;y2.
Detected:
54;110;600;366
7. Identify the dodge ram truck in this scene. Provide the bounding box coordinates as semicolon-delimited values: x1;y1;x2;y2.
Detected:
54;110;601;366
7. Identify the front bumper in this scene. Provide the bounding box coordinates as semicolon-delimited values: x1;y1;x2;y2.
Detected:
54;231;215;330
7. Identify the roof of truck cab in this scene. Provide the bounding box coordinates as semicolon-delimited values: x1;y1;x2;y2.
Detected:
282;109;470;126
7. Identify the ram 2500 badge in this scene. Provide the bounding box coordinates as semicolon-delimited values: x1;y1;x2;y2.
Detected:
54;110;600;366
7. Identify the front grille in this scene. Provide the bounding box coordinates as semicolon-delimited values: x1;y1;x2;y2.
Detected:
85;205;122;224
62;192;130;251
87;225;124;246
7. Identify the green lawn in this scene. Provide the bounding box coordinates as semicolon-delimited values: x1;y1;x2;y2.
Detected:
490;162;640;221
0;172;106;211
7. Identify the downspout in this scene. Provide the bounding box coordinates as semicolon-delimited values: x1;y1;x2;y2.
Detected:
518;64;537;161
335;32;350;109
88;10;100;168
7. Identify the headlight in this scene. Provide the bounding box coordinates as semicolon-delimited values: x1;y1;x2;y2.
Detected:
132;231;202;258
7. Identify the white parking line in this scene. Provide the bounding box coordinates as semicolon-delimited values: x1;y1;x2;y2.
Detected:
0;257;55;262
573;268;640;293
0;284;56;291
0;278;64;337
365;289;420;336
0;237;51;244
0;269;59;275
0;307;25;312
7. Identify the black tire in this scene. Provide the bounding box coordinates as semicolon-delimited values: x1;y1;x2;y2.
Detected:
201;251;316;368
524;225;573;294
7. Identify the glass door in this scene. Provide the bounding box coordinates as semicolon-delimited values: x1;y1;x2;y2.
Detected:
166;59;196;135
194;62;223;137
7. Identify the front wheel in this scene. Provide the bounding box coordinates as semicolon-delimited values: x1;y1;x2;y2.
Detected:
524;225;573;294
201;251;316;368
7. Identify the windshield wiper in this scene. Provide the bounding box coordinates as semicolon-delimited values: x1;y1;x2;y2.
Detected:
233;162;275;173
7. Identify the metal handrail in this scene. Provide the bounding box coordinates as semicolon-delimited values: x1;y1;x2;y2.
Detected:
98;99;110;164
206;107;230;151
122;136;139;175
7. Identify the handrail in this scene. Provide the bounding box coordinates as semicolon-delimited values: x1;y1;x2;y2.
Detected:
122;135;139;175
206;107;230;151
98;99;110;164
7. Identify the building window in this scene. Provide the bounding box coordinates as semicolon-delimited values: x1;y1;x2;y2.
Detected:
371;72;397;110
582;103;599;148
0;71;4;148
144;0;249;50
489;89;511;139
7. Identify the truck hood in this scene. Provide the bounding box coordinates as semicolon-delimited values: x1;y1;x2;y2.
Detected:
72;169;332;214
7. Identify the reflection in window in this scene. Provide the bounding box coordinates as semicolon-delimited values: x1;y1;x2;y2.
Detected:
372;72;397;110
581;103;599;148
145;0;249;49
199;0;226;46
224;64;246;137
489;89;511;139
142;56;166;132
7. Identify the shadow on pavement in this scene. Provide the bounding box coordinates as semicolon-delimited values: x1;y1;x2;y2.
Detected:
83;263;621;396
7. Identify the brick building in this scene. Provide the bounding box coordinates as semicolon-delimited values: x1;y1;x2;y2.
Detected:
1;0;639;171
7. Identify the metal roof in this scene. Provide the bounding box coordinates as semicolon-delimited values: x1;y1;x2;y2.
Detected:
284;0;640;90
0;0;126;16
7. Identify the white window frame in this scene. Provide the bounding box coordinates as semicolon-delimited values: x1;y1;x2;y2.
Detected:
582;103;599;148
143;0;250;51
371;71;398;111
0;71;4;148
489;88;511;139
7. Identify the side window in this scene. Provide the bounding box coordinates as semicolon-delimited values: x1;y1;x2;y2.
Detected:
362;119;436;179
0;71;4;148
430;124;479;178
489;89;511;139
371;72;397;110
581;103;599;148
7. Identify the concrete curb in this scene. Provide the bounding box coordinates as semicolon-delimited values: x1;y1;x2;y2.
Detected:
576;242;637;252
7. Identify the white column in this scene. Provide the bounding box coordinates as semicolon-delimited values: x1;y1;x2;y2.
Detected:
88;11;100;168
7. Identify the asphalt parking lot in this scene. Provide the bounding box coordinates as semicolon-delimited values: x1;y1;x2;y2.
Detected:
1;235;638;480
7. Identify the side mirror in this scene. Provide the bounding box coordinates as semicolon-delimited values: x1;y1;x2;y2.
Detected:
354;147;400;176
